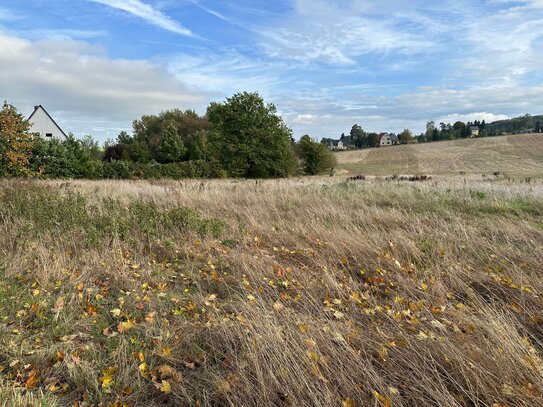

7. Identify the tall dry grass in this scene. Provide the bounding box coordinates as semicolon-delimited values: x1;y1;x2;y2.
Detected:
0;176;542;406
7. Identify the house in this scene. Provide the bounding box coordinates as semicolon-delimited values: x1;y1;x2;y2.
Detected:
28;105;67;140
329;139;346;150
469;126;480;137
380;133;399;147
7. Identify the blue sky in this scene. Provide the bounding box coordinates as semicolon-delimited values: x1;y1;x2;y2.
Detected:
1;0;543;141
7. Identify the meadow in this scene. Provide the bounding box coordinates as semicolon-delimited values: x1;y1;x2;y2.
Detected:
336;134;543;177
1;170;542;406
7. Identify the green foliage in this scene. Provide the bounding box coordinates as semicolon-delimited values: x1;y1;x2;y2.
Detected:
156;124;186;164
207;92;297;178
297;135;337;175
131;109;208;162
30;135;101;178
350;124;367;148
398;129;413;144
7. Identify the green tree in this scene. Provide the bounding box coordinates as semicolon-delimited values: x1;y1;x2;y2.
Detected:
187;129;208;161
157;124;185;164
296;135;336;175
0;101;36;176
350;124;366;148
398;129;413;144
132;109;207;162
207;92;297;178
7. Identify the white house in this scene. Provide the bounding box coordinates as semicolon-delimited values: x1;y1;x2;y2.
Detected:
329;139;346;150
469;126;480;137
380;133;399;147
28;105;67;140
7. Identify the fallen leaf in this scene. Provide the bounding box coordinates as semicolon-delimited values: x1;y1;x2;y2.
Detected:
99;367;118;393
118;320;136;333
25;370;39;388
159;380;171;393
372;390;392;407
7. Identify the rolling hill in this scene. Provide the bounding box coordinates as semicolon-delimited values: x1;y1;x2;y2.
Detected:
335;133;543;177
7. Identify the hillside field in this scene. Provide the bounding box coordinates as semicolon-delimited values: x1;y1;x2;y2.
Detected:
1;174;543;406
336;134;543;177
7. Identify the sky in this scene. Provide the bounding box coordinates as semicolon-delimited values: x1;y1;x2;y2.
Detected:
1;0;543;142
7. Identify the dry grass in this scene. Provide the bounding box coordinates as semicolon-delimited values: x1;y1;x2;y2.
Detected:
336;134;543;177
1;176;543;406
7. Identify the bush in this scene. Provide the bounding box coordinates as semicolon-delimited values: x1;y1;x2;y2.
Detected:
297;135;337;175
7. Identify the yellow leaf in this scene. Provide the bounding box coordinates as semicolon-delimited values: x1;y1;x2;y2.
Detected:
273;302;284;311
372;390;392;407
138;363;148;376
110;308;122;317
99;367;118;393
343;398;356;407
118;320;135;333
159;380;171;393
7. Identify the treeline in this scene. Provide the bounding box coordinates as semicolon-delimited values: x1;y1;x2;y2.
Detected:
485;114;543;135
0;93;336;179
420;114;543;142
322;113;542;151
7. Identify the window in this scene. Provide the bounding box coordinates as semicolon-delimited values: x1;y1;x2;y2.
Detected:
45;133;53;138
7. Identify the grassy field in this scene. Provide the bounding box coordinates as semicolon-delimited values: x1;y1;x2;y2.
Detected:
1;174;543;406
336;134;543;177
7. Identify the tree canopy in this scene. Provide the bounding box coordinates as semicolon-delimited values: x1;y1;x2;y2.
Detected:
207;92;297;178
0;101;36;176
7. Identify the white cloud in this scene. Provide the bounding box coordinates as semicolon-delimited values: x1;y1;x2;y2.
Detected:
89;0;192;36
16;29;107;41
0;31;208;140
167;51;288;96
436;113;510;125
257;0;435;64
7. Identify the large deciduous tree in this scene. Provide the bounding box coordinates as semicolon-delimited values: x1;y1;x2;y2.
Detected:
0;101;36;176
207;92;297;178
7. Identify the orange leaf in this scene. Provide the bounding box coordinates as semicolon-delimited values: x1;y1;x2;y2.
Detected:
25;370;39;389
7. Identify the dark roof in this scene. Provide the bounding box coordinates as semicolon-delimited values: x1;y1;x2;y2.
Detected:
27;105;68;138
380;133;399;142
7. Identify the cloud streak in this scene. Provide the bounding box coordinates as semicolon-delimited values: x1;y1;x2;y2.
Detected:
89;0;192;36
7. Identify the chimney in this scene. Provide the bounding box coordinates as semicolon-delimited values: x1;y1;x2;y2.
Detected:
34;105;39;110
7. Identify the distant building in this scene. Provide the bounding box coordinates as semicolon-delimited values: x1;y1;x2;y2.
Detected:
469;126;480;137
28;105;67;140
380;133;399;147
329;139;346;150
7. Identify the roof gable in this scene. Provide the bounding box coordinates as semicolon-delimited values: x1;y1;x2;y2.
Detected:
28;105;68;138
